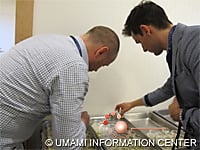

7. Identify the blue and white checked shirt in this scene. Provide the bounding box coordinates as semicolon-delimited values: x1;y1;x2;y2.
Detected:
0;34;89;149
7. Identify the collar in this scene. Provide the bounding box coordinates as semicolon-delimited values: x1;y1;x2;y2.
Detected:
70;36;89;67
168;25;176;52
70;36;82;57
166;25;176;73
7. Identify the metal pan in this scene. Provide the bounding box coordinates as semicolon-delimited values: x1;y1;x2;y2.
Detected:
88;116;162;150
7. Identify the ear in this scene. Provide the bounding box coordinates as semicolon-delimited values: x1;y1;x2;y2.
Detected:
95;46;109;57
140;25;151;35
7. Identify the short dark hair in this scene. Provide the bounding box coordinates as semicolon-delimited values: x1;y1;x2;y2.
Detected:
122;0;172;36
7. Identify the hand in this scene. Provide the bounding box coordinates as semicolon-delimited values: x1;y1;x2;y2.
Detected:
168;97;181;122
115;102;133;116
81;111;90;126
115;98;144;116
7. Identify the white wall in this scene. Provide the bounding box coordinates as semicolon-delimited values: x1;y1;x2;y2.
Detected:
33;0;200;116
0;0;15;55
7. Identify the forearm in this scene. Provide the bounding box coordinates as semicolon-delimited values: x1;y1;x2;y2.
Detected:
130;98;145;107
144;77;174;106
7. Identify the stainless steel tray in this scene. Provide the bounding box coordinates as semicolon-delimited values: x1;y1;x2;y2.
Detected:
89;116;161;150
124;111;178;132
124;112;184;149
88;112;185;150
40;112;185;150
153;109;179;127
84;125;106;150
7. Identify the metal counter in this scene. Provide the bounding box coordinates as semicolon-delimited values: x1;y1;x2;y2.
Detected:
40;111;185;150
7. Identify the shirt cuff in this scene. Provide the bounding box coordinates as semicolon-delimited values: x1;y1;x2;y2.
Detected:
143;94;153;106
81;121;86;132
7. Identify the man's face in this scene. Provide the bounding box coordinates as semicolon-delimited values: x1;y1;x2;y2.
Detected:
131;32;164;56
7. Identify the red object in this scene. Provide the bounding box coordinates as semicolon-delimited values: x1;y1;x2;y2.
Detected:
103;119;108;125
105;114;110;119
110;111;116;116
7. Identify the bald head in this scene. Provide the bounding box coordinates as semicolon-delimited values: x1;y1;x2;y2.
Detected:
81;26;120;71
85;26;120;55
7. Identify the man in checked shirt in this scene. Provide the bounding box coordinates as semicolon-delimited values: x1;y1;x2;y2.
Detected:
0;26;120;149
